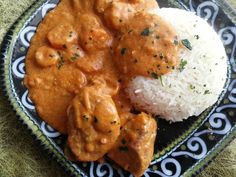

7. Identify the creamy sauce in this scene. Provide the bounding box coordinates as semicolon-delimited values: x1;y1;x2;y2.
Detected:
24;0;179;176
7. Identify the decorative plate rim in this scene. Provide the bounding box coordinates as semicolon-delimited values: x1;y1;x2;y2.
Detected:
0;0;235;177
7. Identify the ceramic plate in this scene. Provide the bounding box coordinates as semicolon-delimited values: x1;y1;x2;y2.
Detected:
0;0;236;176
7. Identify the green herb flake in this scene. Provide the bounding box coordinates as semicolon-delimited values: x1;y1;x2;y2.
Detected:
57;56;65;69
160;53;164;59
181;39;192;50
189;84;195;90
174;40;179;45
120;48;127;55
94;116;98;123
128;29;133;34
110;121;117;125
194;35;200;40
82;115;89;121
159;75;164;86
156;35;160;39
179;59;188;72
150;72;159;79
119;146;129;152
204;90;211;95
62;44;67;49
121;139;126;145
141;28;150;36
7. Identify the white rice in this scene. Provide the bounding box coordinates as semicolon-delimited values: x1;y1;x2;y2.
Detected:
127;8;228;122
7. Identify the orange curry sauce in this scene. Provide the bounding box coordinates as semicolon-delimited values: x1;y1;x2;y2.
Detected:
24;0;179;176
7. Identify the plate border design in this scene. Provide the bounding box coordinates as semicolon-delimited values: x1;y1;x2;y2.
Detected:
0;0;235;177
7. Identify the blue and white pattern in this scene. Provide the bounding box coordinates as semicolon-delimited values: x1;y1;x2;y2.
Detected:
1;0;235;177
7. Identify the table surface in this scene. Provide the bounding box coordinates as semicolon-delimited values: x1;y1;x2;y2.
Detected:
0;0;235;177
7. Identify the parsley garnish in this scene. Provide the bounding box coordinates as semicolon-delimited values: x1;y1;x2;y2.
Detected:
119;146;129;152
57;55;64;69
179;59;187;72
174;40;179;45
94;116;98;123
62;44;67;49
120;48;127;55
150;72;159;79
189;84;195;90
130;108;141;115
110;121;117;125
181;39;192;50
141;28;150;36
150;72;164;86
194;35;200;40
121;139;126;145
204;90;211;95
82;115;89;121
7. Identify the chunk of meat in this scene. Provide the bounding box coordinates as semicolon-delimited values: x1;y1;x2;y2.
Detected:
103;2;135;30
35;46;59;67
56;65;87;93
76;52;104;73
77;14;112;52
98;0;159;30
67;83;121;161
108;112;157;177
114;12;179;77
47;23;78;49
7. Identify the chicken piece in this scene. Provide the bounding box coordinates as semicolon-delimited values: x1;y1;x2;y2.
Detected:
77;13;112;52
76;52;104;73
114;12;179;77
47;23;78;49
108;112;157;177
103;2;135;30
35;46;59;67
67;83;121;161
98;0;159;30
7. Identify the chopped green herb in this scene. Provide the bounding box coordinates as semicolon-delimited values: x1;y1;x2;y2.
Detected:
150;72;159;79
189;84;195;90
69;31;73;37
57;56;64;69
181;39;192;50
94;116;98;123
159;75;164;86
119;146;129;152
128;29;133;34
194;35;200;40
156;35;160;39
121;139;126;145
110;121;117;125
204;90;211;95
130;108;141;115
82;115;89;121
141;28;150;36
120;48;127;55
63;44;67;49
160;53;164;59
179;59;187;72
174;40;179;45
70;56;77;61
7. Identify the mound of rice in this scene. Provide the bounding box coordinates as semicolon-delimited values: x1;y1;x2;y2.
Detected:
127;8;228;122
